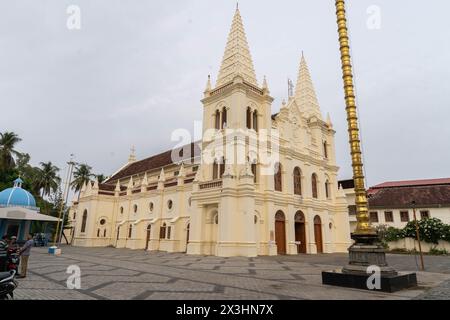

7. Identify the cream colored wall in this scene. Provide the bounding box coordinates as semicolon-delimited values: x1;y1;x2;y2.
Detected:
69;19;353;257
367;207;450;229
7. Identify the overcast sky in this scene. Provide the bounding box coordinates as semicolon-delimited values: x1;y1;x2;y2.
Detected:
1;0;449;187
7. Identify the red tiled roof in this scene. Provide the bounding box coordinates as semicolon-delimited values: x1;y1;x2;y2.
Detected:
371;178;450;189
105;142;201;183
368;184;450;208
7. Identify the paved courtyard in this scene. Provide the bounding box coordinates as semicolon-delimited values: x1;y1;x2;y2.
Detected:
14;246;450;300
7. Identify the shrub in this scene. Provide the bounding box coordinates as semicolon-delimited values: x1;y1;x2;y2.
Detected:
380;217;450;245
403;218;446;244
383;226;405;243
429;247;448;255
442;224;450;242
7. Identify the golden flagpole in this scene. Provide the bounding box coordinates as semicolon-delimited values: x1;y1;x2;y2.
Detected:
335;0;376;238
323;1;417;292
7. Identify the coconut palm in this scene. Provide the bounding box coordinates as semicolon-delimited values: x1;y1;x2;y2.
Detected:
70;163;94;199
36;162;61;197
96;174;106;184
0;131;22;172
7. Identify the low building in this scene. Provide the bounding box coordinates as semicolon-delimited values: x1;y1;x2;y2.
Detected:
339;178;450;232
0;178;59;241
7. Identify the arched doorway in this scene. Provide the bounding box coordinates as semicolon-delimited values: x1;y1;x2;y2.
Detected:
145;224;151;250
314;215;323;253
294;211;307;254
275;211;286;255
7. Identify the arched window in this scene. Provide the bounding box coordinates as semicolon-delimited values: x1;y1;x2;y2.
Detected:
213;159;219;180
73;212;76;220
81;210;88;233
323;141;328;159
128;224;133;238
120;206;124;214
219;157;225;178
167;226;171;239
215;110;220;130
295;211;305;223
274;162;282;192
253;110;258;132
97;229;100;237
221;107;227;129
214;214;219;224
293;167;302;195
133;204;138;213
312;174;318;199
246;107;252;129
325;180;330;199
167;200;173;210
149;202;154;212
103;229;107;237
251;163;257;183
160;223;167;239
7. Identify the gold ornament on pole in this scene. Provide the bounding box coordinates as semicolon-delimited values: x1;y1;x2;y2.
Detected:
335;0;376;237
323;1;418;292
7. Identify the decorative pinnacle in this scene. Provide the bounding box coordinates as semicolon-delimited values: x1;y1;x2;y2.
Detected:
128;145;136;163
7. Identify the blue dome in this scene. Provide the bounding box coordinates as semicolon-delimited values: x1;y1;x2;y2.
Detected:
0;178;37;208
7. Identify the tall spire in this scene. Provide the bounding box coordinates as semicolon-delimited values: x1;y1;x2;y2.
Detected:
216;6;258;87
295;53;322;119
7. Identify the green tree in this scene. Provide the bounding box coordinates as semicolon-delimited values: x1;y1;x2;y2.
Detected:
70;163;94;199
0;131;22;172
36;162;61;197
96;174;106;184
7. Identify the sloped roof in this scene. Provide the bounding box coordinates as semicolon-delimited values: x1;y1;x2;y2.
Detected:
105;142;201;183
368;184;450;208
371;178;450;189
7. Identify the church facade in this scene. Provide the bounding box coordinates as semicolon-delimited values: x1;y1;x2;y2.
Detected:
69;8;351;257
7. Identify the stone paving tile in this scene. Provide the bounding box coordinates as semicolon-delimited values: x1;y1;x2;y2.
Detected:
14;246;450;300
251;270;297;280
15;288;94;300
79;274;172;290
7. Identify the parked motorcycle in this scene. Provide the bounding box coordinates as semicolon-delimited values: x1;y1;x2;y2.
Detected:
5;248;20;274
0;270;18;300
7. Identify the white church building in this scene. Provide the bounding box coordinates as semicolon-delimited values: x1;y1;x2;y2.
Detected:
69;7;351;257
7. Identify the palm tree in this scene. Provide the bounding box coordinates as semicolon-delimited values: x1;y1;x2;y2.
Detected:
70;163;94;199
96;174;106;184
0;132;22;172
36;162;61;197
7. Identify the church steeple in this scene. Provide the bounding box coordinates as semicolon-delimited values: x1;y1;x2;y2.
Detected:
295;53;322;119
216;6;258;87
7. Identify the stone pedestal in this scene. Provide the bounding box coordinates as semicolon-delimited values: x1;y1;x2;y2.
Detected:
322;234;417;292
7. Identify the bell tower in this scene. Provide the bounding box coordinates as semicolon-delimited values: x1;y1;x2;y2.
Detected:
200;6;274;181
189;6;274;257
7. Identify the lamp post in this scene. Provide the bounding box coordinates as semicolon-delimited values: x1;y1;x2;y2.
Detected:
411;201;425;271
322;1;417;291
52;155;75;247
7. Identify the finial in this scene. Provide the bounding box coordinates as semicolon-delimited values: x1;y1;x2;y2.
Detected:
13;177;23;188
262;75;268;90
205;74;212;92
326;112;333;128
128;145;136;163
236;2;239;10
